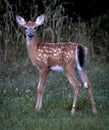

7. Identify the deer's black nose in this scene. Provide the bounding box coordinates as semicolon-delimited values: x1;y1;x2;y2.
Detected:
28;33;34;38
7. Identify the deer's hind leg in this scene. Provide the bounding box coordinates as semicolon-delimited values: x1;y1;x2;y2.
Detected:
65;66;81;115
77;69;97;114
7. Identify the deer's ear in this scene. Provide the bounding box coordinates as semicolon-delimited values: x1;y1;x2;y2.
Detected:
35;14;45;27
16;16;26;27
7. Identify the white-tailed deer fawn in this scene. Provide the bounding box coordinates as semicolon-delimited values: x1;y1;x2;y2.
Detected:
16;14;97;115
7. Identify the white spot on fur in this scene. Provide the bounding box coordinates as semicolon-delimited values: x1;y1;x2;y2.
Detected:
71;50;73;54
84;82;88;88
53;53;57;57
51;65;64;72
73;104;76;108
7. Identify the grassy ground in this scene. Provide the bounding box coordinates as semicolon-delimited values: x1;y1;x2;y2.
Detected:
0;59;109;130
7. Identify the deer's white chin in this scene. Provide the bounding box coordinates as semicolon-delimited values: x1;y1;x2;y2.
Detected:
51;65;64;72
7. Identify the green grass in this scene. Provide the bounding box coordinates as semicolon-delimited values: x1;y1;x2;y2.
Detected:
0;59;109;130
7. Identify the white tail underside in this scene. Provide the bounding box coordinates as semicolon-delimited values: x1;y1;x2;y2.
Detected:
76;46;82;72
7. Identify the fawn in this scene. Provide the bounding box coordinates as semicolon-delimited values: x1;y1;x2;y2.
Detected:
16;14;97;115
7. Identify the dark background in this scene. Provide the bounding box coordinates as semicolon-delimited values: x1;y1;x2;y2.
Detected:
0;0;109;21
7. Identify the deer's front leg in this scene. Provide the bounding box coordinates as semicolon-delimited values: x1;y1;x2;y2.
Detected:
35;70;48;110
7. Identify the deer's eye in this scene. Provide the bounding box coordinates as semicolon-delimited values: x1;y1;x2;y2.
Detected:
24;27;28;30
33;27;37;30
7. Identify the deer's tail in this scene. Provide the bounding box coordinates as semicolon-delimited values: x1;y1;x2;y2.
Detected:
76;45;88;72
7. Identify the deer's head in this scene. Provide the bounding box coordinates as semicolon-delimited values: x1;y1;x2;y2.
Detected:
16;14;45;40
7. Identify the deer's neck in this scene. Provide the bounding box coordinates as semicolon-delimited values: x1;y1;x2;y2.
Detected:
26;34;39;61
